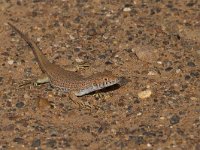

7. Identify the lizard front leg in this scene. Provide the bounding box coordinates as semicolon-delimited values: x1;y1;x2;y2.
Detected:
34;74;50;86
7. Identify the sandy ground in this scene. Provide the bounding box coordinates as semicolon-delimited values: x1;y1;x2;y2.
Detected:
0;0;199;149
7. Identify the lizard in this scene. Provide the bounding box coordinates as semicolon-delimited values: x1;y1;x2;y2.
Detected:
8;22;122;107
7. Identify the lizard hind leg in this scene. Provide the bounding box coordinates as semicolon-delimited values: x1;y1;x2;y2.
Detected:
68;91;92;110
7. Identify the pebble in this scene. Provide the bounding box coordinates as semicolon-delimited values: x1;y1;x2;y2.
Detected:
46;139;57;148
185;75;191;80
138;90;152;99
13;137;24;144
36;98;51;109
148;70;159;76
31;139;41;147
16;102;25;108
170;115;180;125
24;93;30;99
187;61;195;67
134;45;158;63
75;57;84;63
123;7;132;12
0;77;3;82
87;28;97;36
7;60;14;65
165;67;173;72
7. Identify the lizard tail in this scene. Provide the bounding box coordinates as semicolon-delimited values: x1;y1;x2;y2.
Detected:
8;22;51;73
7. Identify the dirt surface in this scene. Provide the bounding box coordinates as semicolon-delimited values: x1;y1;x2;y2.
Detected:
0;0;199;149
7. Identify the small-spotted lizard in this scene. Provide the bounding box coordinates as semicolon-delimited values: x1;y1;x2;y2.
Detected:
8;22;121;107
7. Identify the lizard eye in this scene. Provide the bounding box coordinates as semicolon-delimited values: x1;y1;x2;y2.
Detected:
104;78;108;81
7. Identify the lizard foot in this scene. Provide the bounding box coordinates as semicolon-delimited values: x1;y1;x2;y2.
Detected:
68;92;92;110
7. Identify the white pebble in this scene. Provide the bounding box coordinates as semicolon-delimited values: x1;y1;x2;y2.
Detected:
148;71;158;76
138;90;152;99
75;58;84;63
7;60;14;65
123;7;131;12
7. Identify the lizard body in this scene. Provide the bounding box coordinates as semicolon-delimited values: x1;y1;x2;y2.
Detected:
8;23;121;96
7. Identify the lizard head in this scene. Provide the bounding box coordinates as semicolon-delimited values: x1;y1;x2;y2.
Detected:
92;71;122;89
75;71;122;96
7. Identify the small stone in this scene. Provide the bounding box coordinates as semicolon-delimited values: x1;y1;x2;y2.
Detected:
46;139;57;148
31;139;41;147
190;71;199;78
147;143;152;147
98;54;106;59
24;93;30;99
36;37;41;42
123;7;131;12
13;137;24;144
157;61;162;64
170;115;180;125
176;69;181;73
0;77;3;82
74;47;80;52
138;90;152;99
165;67;173;71
185;75;191;80
16;102;24;108
135;45;158;63
87;28;97;36
69;35;75;40
187;61;195;67
36;98;51;109
75;58;84;63
7;60;14;65
148;71;158;76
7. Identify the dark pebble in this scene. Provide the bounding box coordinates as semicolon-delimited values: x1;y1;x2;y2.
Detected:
0;76;3;82
190;71;199;78
124;48;132;53
105;61;113;65
31;139;41;147
32;11;38;17
186;2;196;7
134;97;140;104
98;126;103;133
185;75;191;80
16;102;25;108
74;47;80;52
13;137;24;144
129;136;144;145
163;40;169;45
98;54;106;59
62;138;71;147
87;28;97;36
170;115;180;125
187;61;195;67
128;36;133;41
1;52;9;56
46;139;57;148
4;124;15;131
32;0;43;2
53;21;60;27
165;67;173;71
143;131;156;137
